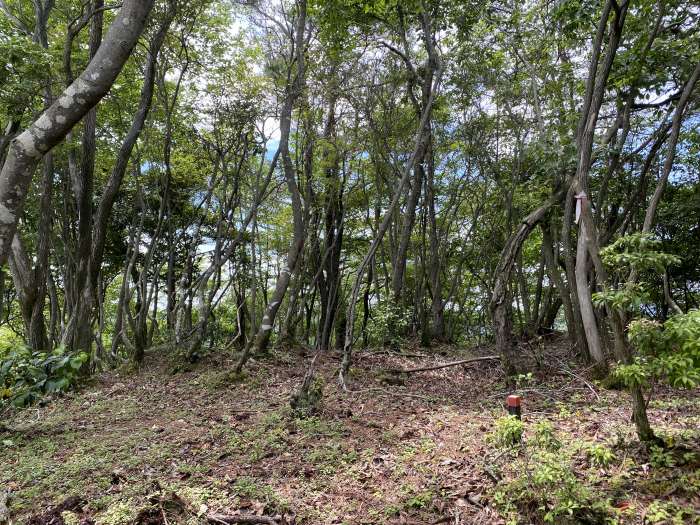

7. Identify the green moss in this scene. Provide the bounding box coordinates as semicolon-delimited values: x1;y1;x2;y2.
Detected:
95;499;140;525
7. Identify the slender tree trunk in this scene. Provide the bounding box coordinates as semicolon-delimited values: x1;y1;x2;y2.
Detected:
5;1;56;353
541;223;575;337
571;0;627;368
64;8;173;357
426;141;445;341
341;14;442;382
68;0;104;358
237;0;308;370
392;155;425;302
642;61;700;233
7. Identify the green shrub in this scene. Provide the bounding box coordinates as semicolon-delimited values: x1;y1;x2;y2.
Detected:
587;443;615;468
0;345;88;407
644;500;696;525
489;419;615;524
532;421;560;451
592;234;699;391
493;447;614;524
622;310;700;389
489;416;524;448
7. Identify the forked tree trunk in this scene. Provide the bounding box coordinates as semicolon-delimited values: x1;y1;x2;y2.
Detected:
64;7;173;358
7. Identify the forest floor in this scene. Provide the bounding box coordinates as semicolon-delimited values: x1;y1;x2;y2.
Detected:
1;336;699;525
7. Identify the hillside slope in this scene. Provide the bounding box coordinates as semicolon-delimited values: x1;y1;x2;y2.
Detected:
2;342;699;524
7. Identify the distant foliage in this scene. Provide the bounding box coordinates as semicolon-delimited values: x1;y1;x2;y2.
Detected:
365;302;411;348
0;27;51;118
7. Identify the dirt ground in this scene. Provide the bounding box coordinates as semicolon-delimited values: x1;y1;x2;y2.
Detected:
1;338;699;524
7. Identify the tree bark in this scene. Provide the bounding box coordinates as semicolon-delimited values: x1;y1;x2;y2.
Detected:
63;5;171;358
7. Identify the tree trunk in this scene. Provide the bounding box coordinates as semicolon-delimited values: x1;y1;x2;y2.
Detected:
575;219;606;372
319;94;344;351
0;0;155;264
391;155;425;302
426;140;446;341
341;7;442;382
64;8;173;357
237;0;308;370
642;61;700;233
489;190;565;377
541;223;575;337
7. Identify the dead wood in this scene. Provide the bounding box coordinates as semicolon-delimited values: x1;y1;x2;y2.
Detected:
384;355;500;374
207;514;279;525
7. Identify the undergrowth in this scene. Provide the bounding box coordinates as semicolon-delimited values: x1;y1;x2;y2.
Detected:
486;415;700;525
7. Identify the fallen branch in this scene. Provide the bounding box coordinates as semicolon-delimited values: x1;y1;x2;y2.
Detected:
207;514;279;525
385;355;500;374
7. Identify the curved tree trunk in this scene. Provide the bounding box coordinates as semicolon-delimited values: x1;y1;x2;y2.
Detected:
642;60;700;233
489;190;565;377
0;0;155;264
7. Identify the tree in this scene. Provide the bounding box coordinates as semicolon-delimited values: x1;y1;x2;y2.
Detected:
0;0;155;264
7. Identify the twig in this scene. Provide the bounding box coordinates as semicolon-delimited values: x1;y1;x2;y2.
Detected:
207;514;278;525
559;365;600;401
384;355;500;374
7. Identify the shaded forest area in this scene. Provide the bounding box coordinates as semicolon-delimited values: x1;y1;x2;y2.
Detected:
1;0;699;524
